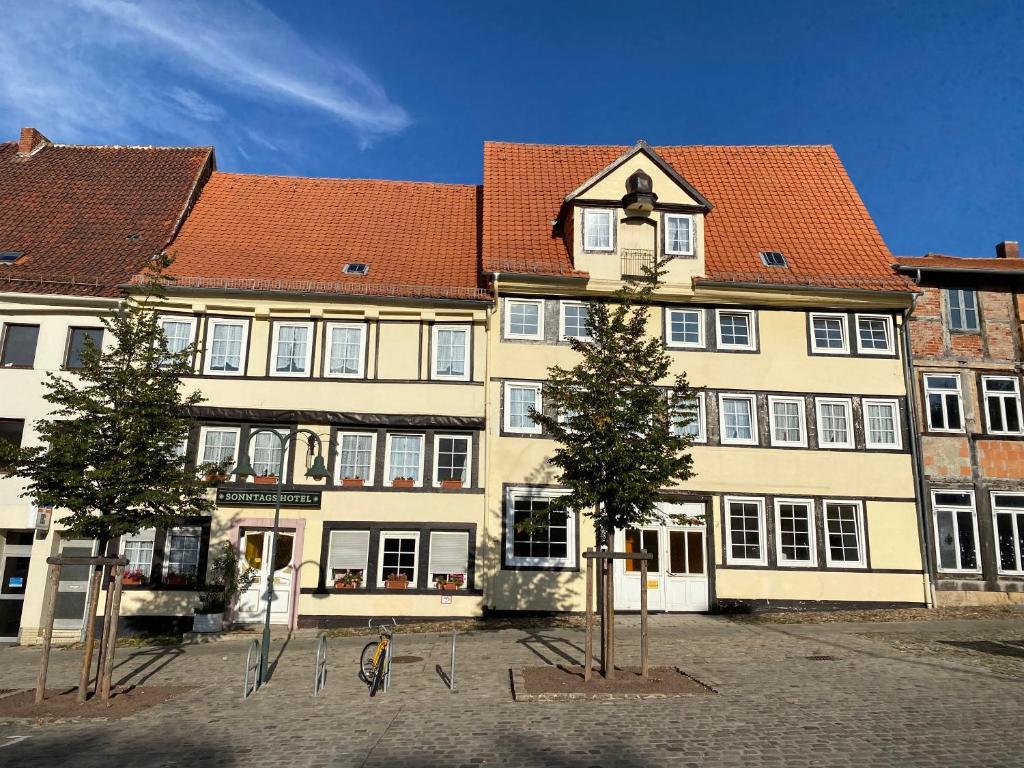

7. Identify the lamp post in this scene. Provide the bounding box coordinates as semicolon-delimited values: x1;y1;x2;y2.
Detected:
230;427;329;685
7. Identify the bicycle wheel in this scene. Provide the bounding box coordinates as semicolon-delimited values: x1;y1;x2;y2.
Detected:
359;642;379;684
368;641;388;697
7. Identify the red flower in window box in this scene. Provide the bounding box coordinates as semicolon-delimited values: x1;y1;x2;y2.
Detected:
342;477;365;488
122;569;146;586
391;477;415;489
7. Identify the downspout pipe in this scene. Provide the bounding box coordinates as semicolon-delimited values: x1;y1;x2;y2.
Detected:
900;291;936;608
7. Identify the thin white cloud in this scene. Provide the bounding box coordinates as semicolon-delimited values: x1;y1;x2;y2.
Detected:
0;0;408;156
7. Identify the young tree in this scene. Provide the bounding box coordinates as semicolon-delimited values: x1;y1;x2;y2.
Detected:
0;258;214;701
530;267;698;676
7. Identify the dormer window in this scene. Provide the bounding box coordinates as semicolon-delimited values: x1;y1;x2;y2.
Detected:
0;251;24;264
759;251;787;267
343;263;369;276
664;214;694;256
583;209;614;252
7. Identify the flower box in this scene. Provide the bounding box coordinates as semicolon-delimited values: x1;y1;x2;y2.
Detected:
204;472;228;483
122;575;145;586
440;479;464;489
342;477;365;488
165;574;193;588
385;575;410;590
334;580;362;590
253;475;279;485
391;478;415;489
440;582;460;591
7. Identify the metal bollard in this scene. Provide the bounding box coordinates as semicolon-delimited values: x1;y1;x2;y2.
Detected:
243;638;261;699
449;632;457;692
383;632;393;692
313;633;327;697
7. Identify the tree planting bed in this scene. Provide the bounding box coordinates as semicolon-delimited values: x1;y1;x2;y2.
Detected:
511;665;715;701
0;685;192;721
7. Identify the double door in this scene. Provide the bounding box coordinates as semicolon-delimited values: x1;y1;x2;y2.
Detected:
0;532;33;642
235;529;295;625
613;503;709;612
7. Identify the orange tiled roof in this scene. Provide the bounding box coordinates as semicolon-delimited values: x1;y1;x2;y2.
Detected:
0;138;212;297
483;142;912;292
895;254;1024;273
165;173;487;301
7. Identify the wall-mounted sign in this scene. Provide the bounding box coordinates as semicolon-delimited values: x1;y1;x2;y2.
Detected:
29;504;52;531
440;594;453;605
216;488;322;509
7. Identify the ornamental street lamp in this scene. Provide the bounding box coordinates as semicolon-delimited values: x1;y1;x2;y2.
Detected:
230;427;329;684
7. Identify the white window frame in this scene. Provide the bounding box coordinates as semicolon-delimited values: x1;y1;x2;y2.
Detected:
923;373;965;433
376;531;420;587
815;397;855;449
582;208;614;252
203;317;249;376
428;531;470;588
323;322;367;379
120;528;156;581
504;487;575;569
383;434;425;487
327;529;370;587
671;391;706;443
715;309;756;351
809;312;850;355
981;376;1024;436
663;213;695;256
559;301;592;341
432;433;472;488
823;500;867;568
334;431;377;485
718;393;759;446
993;492;1024;576
431;324;471;381
862;398;902;450
932;490;981;574
248;428;291;480
773;498;817;567
665;308;705;349
724;495;767;566
947;288;979;332
503;298;545;341
157;315;197;362
854;313;895;355
767;395;807;448
269;320;314;378
162;525;203;580
504;381;543;435
198;426;241;479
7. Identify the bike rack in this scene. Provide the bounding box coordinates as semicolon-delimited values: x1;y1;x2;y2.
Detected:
448;631;457;692
313;633;327;697
243;638;261;700
382;631;393;692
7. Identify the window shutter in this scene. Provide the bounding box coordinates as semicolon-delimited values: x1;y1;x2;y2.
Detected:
126;527;156;543
429;531;469;574
329;530;370;570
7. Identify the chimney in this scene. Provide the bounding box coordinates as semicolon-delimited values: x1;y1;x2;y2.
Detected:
17;127;49;155
995;240;1020;259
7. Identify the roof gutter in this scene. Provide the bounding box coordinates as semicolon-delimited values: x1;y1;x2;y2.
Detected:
895;265;1024;278
695;279;915;302
119;283;493;308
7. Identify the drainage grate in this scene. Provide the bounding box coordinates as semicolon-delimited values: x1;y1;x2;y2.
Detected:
390;655;424;664
806;655;839;661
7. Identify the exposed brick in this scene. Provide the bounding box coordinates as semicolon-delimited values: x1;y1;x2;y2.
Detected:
977;440;1024;480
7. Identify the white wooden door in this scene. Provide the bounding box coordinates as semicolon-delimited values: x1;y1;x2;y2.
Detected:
235;530;294;625
614;502;708;612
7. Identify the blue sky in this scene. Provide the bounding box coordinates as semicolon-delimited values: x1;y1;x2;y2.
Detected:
2;1;1021;257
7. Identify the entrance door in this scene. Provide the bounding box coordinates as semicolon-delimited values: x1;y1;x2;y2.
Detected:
0;531;33;642
53;538;97;632
614;502;709;612
235;529;294;625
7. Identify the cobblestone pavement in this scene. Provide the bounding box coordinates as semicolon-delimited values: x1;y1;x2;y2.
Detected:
1;614;1023;767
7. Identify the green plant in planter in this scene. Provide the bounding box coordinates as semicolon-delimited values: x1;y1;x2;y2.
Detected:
197;542;255;614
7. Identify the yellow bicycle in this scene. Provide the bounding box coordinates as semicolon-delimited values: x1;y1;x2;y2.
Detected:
359;622;395;696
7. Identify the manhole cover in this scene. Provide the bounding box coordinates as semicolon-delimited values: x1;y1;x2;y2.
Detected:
806;655;838;661
390;655;424;664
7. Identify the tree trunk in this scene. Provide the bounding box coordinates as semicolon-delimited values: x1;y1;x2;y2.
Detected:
76;561;103;703
605;556;615;679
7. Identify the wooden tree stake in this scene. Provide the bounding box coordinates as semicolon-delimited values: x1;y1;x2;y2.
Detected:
35;563;61;705
77;564;103;703
584;548;593;682
100;564;125;703
94;566;116;693
605;558;615;680
640;552;649;678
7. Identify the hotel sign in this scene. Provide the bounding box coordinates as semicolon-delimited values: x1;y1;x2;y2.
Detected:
216;488;322;509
